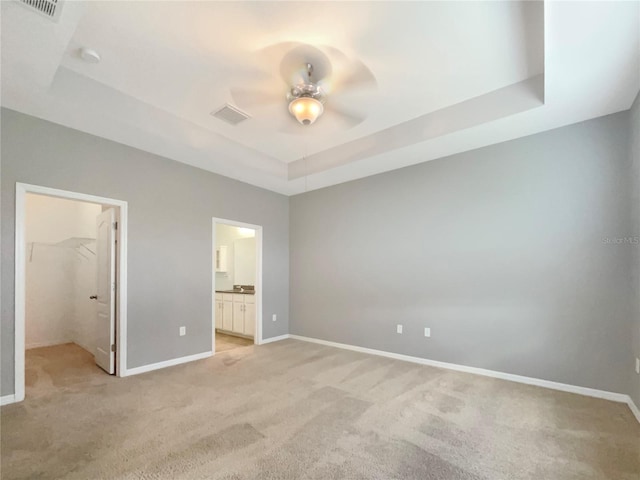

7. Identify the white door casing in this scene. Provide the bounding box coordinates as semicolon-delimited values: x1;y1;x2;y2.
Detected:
95;208;117;374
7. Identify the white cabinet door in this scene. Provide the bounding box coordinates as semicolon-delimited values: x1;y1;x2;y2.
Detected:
232;301;244;333
222;300;233;331
243;301;255;337
215;301;223;329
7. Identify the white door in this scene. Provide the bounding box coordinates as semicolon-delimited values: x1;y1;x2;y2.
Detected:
95;209;116;374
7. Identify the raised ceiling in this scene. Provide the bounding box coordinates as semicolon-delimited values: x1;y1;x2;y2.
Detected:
2;1;639;195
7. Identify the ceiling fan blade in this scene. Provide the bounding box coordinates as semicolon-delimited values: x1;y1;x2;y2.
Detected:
225;64;274;83
278;120;313;135
278;44;332;85
230;87;284;109
258;41;303;62
323;104;367;127
326;60;377;94
312;44;377;94
256;42;308;84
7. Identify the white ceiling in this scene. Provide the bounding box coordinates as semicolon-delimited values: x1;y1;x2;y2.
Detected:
2;1;639;195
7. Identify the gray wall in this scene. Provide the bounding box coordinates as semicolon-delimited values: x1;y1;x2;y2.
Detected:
1;108;290;396
630;91;640;407
290;111;635;395
3;103;638;401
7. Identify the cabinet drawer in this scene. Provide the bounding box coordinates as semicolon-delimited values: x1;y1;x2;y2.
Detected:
233;294;245;303
244;295;255;304
215;293;222;301
222;293;234;301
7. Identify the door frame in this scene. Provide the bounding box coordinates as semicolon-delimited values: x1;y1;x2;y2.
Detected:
14;183;129;402
211;217;263;353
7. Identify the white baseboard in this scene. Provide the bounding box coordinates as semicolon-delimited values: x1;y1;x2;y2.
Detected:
260;334;290;345
26;339;73;350
26;341;95;357
289;335;639;421
1;394;16;406
72;340;95;356
124;351;212;377
627;397;640;423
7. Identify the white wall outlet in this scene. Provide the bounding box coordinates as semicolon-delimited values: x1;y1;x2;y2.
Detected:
272;314;277;322
179;326;186;336
636;357;640;375
396;324;403;334
424;327;431;337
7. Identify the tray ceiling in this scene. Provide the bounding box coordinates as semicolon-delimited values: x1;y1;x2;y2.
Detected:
2;1;638;195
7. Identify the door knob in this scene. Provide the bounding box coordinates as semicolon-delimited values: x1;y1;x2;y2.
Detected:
89;295;97;300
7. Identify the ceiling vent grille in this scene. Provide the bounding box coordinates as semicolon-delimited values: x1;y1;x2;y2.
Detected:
211;104;251;126
17;0;63;21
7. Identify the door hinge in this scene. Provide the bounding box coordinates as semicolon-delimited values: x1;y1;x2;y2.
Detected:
113;221;118;230
111;344;116;353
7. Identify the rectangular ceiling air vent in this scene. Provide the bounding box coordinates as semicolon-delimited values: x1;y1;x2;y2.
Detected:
211;104;251;126
17;0;64;22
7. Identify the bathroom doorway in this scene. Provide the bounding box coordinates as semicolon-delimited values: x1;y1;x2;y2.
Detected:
212;218;262;354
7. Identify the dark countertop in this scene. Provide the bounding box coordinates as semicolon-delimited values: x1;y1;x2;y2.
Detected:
215;290;255;295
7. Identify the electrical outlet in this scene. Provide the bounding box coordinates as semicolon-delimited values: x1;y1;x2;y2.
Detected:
272;314;277;322
179;326;186;336
424;327;431;337
396;324;403;334
636;357;640;375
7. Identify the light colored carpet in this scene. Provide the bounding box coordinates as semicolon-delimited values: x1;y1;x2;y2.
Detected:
1;341;638;479
215;332;253;352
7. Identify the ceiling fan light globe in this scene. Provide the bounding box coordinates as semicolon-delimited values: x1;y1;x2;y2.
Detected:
289;97;324;125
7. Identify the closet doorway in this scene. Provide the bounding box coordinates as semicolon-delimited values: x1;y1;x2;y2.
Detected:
13;183;128;403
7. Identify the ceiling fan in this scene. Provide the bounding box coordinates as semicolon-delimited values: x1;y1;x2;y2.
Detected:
287;63;325;125
230;42;377;132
